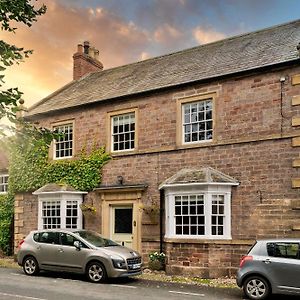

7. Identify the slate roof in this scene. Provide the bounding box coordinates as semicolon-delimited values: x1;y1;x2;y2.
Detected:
159;167;239;189
26;19;300;119
33;183;87;194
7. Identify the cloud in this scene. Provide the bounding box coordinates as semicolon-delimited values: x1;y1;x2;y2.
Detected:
2;0;150;107
154;23;183;45
193;26;226;44
140;52;152;60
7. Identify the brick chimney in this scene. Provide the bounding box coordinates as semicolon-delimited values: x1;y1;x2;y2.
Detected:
73;41;103;80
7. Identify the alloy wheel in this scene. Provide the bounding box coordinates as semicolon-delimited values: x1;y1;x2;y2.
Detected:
87;262;106;283
244;277;269;300
23;257;39;276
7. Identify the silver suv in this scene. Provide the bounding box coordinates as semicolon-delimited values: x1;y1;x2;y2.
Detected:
17;229;142;283
236;239;300;299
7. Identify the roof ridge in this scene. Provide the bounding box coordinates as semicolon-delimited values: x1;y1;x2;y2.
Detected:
88;18;300;76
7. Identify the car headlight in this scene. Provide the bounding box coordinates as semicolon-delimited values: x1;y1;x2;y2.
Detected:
110;255;127;269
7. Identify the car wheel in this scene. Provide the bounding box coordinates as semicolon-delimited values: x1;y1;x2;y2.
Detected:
243;276;270;300
86;261;107;283
23;256;39;276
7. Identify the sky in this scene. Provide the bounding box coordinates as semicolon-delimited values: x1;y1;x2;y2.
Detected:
2;0;300;109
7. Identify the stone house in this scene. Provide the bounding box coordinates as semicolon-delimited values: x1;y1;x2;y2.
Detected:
0;143;9;195
15;20;300;277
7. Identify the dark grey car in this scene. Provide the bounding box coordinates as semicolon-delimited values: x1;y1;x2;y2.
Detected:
236;239;300;299
17;229;142;283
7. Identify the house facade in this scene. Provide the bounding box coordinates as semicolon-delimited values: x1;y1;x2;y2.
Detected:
0;143;9;195
15;20;300;277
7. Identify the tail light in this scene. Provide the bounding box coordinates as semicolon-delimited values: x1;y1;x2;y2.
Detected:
18;239;25;250
239;255;253;268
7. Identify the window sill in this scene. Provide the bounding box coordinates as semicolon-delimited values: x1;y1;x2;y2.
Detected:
53;156;74;161
164;237;253;245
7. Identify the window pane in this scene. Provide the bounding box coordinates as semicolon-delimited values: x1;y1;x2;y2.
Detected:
182;99;213;144
114;208;132;234
54;123;73;159
111;113;135;151
42;201;61;229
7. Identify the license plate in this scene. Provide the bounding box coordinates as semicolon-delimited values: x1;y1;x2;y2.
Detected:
132;263;141;269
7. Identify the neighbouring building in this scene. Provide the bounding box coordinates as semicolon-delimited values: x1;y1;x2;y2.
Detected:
0;143;9;195
14;20;300;277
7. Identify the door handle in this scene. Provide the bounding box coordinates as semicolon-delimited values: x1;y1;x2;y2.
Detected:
263;258;271;264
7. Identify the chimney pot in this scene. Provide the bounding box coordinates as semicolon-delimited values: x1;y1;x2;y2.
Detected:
73;41;103;80
77;44;83;53
83;41;90;54
94;49;100;61
89;47;95;59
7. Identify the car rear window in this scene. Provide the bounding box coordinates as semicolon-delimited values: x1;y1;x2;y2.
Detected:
267;242;299;259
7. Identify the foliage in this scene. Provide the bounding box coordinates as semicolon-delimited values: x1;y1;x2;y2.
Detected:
0;0;46;123
80;203;97;213
8;130;111;193
0;194;14;255
149;251;166;263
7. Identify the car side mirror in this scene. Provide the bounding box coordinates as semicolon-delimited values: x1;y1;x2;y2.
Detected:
74;241;81;251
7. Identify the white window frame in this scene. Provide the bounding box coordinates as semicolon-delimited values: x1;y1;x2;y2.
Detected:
37;194;83;230
164;184;232;240
53;123;73;160
111;112;135;152
182;99;213;145
0;174;8;194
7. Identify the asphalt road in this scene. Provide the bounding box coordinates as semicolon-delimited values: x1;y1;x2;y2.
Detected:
0;267;243;300
0;267;298;300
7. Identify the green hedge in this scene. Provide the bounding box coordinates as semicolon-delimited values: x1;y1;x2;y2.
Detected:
0;194;13;255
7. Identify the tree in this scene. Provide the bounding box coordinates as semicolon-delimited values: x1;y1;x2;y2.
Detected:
0;0;46;125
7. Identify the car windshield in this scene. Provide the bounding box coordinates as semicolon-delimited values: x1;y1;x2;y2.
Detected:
74;230;119;247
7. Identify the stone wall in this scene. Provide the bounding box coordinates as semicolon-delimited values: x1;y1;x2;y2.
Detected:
20;64;300;276
14;193;38;252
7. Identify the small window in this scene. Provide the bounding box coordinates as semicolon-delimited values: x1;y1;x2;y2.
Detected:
111;113;135;152
39;199;81;230
267;242;299;259
42;201;61;229
182;99;213;144
0;174;8;193
53;123;73;159
169;192;230;239
39;232;59;244
66;201;78;229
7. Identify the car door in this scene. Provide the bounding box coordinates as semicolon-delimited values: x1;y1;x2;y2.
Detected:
35;231;61;270
55;232;90;272
266;242;300;291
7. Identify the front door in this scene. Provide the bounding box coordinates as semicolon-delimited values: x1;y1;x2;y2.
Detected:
111;205;133;248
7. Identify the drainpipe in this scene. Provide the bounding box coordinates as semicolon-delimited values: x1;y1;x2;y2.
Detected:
159;189;164;253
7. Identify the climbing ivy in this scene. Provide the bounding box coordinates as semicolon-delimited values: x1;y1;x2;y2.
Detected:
8;129;111;193
0;127;110;255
